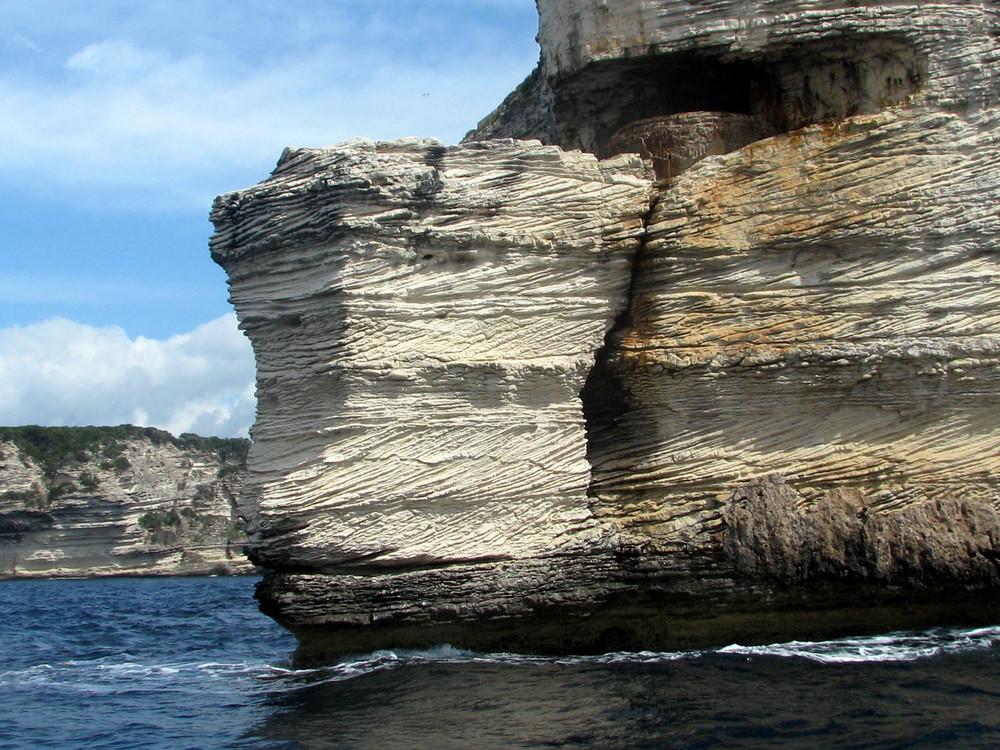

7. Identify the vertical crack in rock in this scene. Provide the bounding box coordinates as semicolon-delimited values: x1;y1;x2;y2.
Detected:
581;191;660;499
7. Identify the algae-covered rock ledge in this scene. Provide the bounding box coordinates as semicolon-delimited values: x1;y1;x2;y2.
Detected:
212;0;1000;665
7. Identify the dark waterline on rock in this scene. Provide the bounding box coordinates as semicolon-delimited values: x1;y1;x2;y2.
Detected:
2;577;999;749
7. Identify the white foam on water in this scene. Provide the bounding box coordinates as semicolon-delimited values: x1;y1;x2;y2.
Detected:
717;625;1000;664
282;624;1000;681
6;625;999;694
0;655;295;696
588;649;697;665
255;644;700;689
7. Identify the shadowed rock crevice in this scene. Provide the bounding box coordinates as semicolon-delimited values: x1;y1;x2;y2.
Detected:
0;510;55;536
580;194;661;492
551;51;770;157
469;33;926;157
607;111;779;181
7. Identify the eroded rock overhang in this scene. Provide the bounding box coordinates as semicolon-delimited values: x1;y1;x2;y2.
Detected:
470;0;998;151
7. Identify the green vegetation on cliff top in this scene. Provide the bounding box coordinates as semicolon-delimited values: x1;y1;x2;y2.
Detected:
0;425;250;478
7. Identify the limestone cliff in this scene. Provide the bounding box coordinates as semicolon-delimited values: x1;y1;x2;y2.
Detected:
0;426;253;578
211;139;650;571
213;0;1000;664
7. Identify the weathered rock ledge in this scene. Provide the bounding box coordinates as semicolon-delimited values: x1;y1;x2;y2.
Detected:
212;0;1000;665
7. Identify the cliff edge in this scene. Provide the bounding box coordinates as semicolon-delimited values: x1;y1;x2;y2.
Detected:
212;0;1000;665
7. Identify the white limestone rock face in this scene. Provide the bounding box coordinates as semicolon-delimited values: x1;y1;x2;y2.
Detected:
0;431;252;578
593;107;1000;554
211;139;652;573
471;0;1000;570
214;2;1000;661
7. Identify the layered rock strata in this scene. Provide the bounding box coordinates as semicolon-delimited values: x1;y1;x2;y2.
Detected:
0;427;252;578
215;0;1000;663
210;139;650;587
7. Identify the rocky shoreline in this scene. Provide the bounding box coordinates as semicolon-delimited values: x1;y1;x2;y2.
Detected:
0;426;254;579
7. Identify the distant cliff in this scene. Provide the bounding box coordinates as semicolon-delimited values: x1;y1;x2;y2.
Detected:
0;426;253;578
212;0;1000;664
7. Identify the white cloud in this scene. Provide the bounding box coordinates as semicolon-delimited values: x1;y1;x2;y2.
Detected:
0;2;538;434
65;38;169;79
0;314;256;437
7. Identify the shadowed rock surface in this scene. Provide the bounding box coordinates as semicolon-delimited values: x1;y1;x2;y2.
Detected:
725;476;1000;585
607;112;778;180
212;0;1000;665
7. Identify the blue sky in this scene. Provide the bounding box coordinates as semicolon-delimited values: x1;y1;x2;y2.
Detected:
0;0;539;437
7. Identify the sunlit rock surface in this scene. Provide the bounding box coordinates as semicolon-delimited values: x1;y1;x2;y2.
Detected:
210;139;652;642
214;0;1000;662
0;429;251;578
592;106;1000;562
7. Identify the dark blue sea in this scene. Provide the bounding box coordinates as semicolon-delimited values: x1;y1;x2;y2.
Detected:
2;578;1000;749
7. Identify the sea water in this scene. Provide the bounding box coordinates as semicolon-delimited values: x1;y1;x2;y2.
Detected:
2;577;999;749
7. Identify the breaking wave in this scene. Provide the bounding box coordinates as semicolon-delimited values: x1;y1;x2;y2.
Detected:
244;624;1000;690
8;624;999;693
